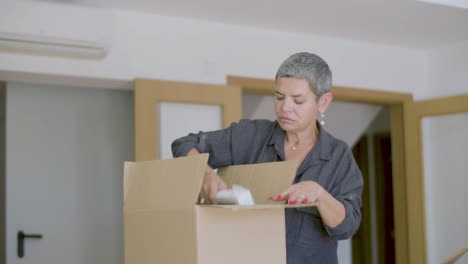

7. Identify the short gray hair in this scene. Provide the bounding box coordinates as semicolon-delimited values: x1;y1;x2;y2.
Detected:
275;52;332;98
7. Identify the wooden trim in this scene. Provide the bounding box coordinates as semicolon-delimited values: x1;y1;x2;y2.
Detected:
227;75;275;94
228;75;422;264
441;244;468;264
414;94;468;117
134;79;242;161
0;81;5;264
390;104;409;264
332;87;412;105
227;75;413;104
408;93;468;264
403;101;427;264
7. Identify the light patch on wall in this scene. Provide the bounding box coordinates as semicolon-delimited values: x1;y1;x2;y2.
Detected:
159;102;222;160
417;0;468;9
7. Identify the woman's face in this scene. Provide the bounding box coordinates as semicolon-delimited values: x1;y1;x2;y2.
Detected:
274;77;322;133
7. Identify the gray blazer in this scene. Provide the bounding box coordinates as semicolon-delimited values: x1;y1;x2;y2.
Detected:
172;119;363;264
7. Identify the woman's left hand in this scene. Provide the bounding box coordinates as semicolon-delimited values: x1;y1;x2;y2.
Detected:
270;181;324;204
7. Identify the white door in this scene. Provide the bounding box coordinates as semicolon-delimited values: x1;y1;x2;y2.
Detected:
6;83;133;264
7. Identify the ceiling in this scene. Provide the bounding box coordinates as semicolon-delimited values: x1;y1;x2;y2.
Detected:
31;0;468;49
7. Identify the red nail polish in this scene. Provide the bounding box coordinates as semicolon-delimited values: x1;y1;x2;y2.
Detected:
288;200;293;204
293;200;299;204
304;198;309;203
276;195;282;200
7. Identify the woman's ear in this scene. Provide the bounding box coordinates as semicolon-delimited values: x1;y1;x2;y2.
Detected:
318;92;333;113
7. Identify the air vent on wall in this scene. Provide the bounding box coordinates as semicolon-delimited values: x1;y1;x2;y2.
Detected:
0;32;109;59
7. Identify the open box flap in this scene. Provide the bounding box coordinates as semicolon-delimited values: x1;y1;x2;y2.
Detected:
217;160;299;205
203;202;318;211
124;154;208;212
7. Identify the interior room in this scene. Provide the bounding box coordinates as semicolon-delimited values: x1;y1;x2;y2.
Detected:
1;0;467;264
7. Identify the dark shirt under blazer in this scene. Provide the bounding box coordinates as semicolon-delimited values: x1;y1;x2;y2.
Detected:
172;119;363;264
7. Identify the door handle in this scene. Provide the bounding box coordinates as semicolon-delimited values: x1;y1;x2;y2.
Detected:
17;230;43;258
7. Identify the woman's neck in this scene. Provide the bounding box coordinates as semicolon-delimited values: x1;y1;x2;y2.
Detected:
285;125;319;150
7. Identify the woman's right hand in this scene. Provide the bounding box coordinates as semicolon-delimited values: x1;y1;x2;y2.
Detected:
186;147;227;204
202;169;227;204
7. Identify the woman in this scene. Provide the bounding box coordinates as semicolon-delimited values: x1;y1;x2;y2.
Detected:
172;52;363;264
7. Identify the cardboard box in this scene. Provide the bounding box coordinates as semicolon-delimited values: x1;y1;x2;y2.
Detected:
124;154;316;264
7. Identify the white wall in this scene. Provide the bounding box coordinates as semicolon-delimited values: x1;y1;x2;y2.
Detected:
6;83;133;264
422;113;468;264
417;39;468;100
419;39;468;264
0;0;429;95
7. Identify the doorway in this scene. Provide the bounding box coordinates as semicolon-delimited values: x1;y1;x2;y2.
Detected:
373;133;395;264
4;82;133;264
351;129;396;263
229;75;413;264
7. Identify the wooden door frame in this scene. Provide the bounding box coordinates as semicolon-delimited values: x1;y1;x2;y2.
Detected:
412;94;468;117
134;79;242;161
404;94;468;264
227;75;417;264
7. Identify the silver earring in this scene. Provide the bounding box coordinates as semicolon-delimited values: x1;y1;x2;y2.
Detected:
319;112;325;126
